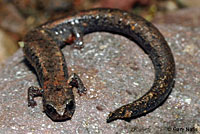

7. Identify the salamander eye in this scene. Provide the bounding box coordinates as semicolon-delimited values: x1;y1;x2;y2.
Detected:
46;104;56;114
65;100;74;110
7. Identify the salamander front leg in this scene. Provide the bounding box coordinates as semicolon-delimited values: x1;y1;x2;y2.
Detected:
67;73;87;95
72;27;84;48
28;86;44;107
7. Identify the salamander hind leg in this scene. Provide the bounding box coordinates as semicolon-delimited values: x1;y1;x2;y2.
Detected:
28;86;44;107
71;27;84;49
67;73;87;95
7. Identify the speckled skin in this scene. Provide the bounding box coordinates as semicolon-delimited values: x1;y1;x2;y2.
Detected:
23;8;175;123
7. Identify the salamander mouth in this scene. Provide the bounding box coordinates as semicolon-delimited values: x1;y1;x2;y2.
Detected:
44;104;75;122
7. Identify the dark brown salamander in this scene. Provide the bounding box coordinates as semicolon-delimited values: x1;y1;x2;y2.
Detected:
23;8;175;122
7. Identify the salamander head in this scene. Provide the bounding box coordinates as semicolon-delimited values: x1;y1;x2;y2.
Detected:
43;89;75;121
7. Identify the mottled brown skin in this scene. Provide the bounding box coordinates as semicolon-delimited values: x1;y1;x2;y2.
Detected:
23;8;175;122
24;29;86;121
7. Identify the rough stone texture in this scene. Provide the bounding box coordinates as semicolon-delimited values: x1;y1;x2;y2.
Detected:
0;8;200;134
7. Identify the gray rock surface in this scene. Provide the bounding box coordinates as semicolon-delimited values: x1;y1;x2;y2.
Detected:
0;9;200;134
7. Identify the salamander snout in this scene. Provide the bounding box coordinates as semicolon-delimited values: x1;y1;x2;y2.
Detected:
44;98;76;122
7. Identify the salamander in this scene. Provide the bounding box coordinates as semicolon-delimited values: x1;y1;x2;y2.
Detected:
23;8;175;122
